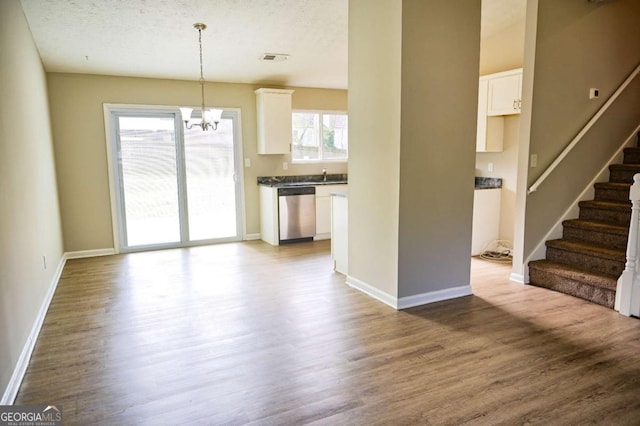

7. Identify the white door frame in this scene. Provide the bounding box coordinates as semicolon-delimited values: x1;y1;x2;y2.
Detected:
103;103;246;253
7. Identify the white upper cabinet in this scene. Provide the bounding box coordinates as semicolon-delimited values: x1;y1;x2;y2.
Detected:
255;88;294;154
486;68;523;116
477;77;504;152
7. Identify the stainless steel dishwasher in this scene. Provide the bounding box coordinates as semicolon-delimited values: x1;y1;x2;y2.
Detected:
278;186;316;243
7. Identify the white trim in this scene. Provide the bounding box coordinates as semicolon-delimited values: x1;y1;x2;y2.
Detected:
397;285;473;309
346;276;398;309
346;276;474;310
243;233;261;241
103;104;247;252
230;108;249;243
528;62;640;194
103;104;121;254
525;124;640;267
1;254;67;405
65;248;116;260
510;272;527;284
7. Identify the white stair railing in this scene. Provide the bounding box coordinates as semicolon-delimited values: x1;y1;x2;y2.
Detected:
615;173;640;317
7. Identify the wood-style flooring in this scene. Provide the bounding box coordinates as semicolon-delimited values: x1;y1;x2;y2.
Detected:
15;240;640;425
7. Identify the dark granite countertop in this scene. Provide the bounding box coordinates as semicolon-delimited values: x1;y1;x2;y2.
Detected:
475;177;502;189
258;174;348;187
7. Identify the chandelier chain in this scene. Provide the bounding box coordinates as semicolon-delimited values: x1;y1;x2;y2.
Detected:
198;27;206;126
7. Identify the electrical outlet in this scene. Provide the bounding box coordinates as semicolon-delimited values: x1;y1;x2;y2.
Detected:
244;158;251;168
530;154;538;168
282;162;288;170
488;162;494;172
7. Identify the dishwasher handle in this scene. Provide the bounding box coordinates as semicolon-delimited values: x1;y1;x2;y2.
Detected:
278;186;316;197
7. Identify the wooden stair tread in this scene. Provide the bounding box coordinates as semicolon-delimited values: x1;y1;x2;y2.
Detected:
527;135;640;309
593;182;631;189
545;239;625;261
609;164;640;170
562;219;628;236
578;200;631;210
529;260;618;290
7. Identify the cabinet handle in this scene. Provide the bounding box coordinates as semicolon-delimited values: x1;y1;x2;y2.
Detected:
513;100;517;110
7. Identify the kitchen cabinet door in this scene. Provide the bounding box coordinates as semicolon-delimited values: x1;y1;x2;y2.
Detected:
487;69;522;116
315;184;348;240
471;188;501;255
255;88;294;154
476;78;504;152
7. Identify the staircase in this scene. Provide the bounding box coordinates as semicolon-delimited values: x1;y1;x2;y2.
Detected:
528;143;640;309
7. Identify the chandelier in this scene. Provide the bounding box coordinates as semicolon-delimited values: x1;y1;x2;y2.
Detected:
180;23;223;131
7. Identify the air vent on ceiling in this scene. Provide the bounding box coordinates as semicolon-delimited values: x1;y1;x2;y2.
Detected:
260;53;290;61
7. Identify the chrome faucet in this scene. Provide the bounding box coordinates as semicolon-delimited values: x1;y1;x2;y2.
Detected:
322;168;327;181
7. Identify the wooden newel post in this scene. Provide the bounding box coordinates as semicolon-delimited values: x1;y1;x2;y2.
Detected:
615;173;640;316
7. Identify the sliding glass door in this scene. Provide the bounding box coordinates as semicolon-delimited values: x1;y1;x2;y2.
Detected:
110;108;242;252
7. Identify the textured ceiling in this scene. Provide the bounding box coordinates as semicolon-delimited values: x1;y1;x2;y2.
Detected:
482;0;527;39
19;0;525;90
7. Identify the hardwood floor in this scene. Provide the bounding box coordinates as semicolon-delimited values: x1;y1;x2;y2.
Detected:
15;240;640;425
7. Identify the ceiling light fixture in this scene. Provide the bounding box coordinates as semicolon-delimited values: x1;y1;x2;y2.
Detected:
180;23;223;131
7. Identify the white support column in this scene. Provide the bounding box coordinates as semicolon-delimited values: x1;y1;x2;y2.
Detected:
616;174;640;316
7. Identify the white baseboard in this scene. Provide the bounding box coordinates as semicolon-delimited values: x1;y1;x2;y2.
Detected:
1;254;67;405
243;233;261;241
346;275;398;309
346;276;474;310
397;285;473;309
65;248;116;259
510;272;527;284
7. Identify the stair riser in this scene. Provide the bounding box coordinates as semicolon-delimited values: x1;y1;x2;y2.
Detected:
529;267;615;308
609;168;640;183
546;247;624;277
562;227;628;251
594;187;630;203
579;207;630;226
623;149;640;164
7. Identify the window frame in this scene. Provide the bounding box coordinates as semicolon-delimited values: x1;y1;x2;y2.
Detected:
291;109;349;163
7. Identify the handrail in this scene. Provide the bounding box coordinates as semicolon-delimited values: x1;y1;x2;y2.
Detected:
528;62;640;194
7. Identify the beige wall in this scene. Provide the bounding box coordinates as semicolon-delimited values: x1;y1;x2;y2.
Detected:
0;0;64;398
348;0;402;298
348;0;480;301
397;0;480;297
47;73;347;251
522;0;640;262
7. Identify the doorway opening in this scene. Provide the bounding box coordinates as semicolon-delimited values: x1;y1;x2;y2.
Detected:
105;106;244;253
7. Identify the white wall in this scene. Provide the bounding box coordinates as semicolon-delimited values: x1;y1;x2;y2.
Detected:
475;116;520;242
475;14;526;245
0;0;65;400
